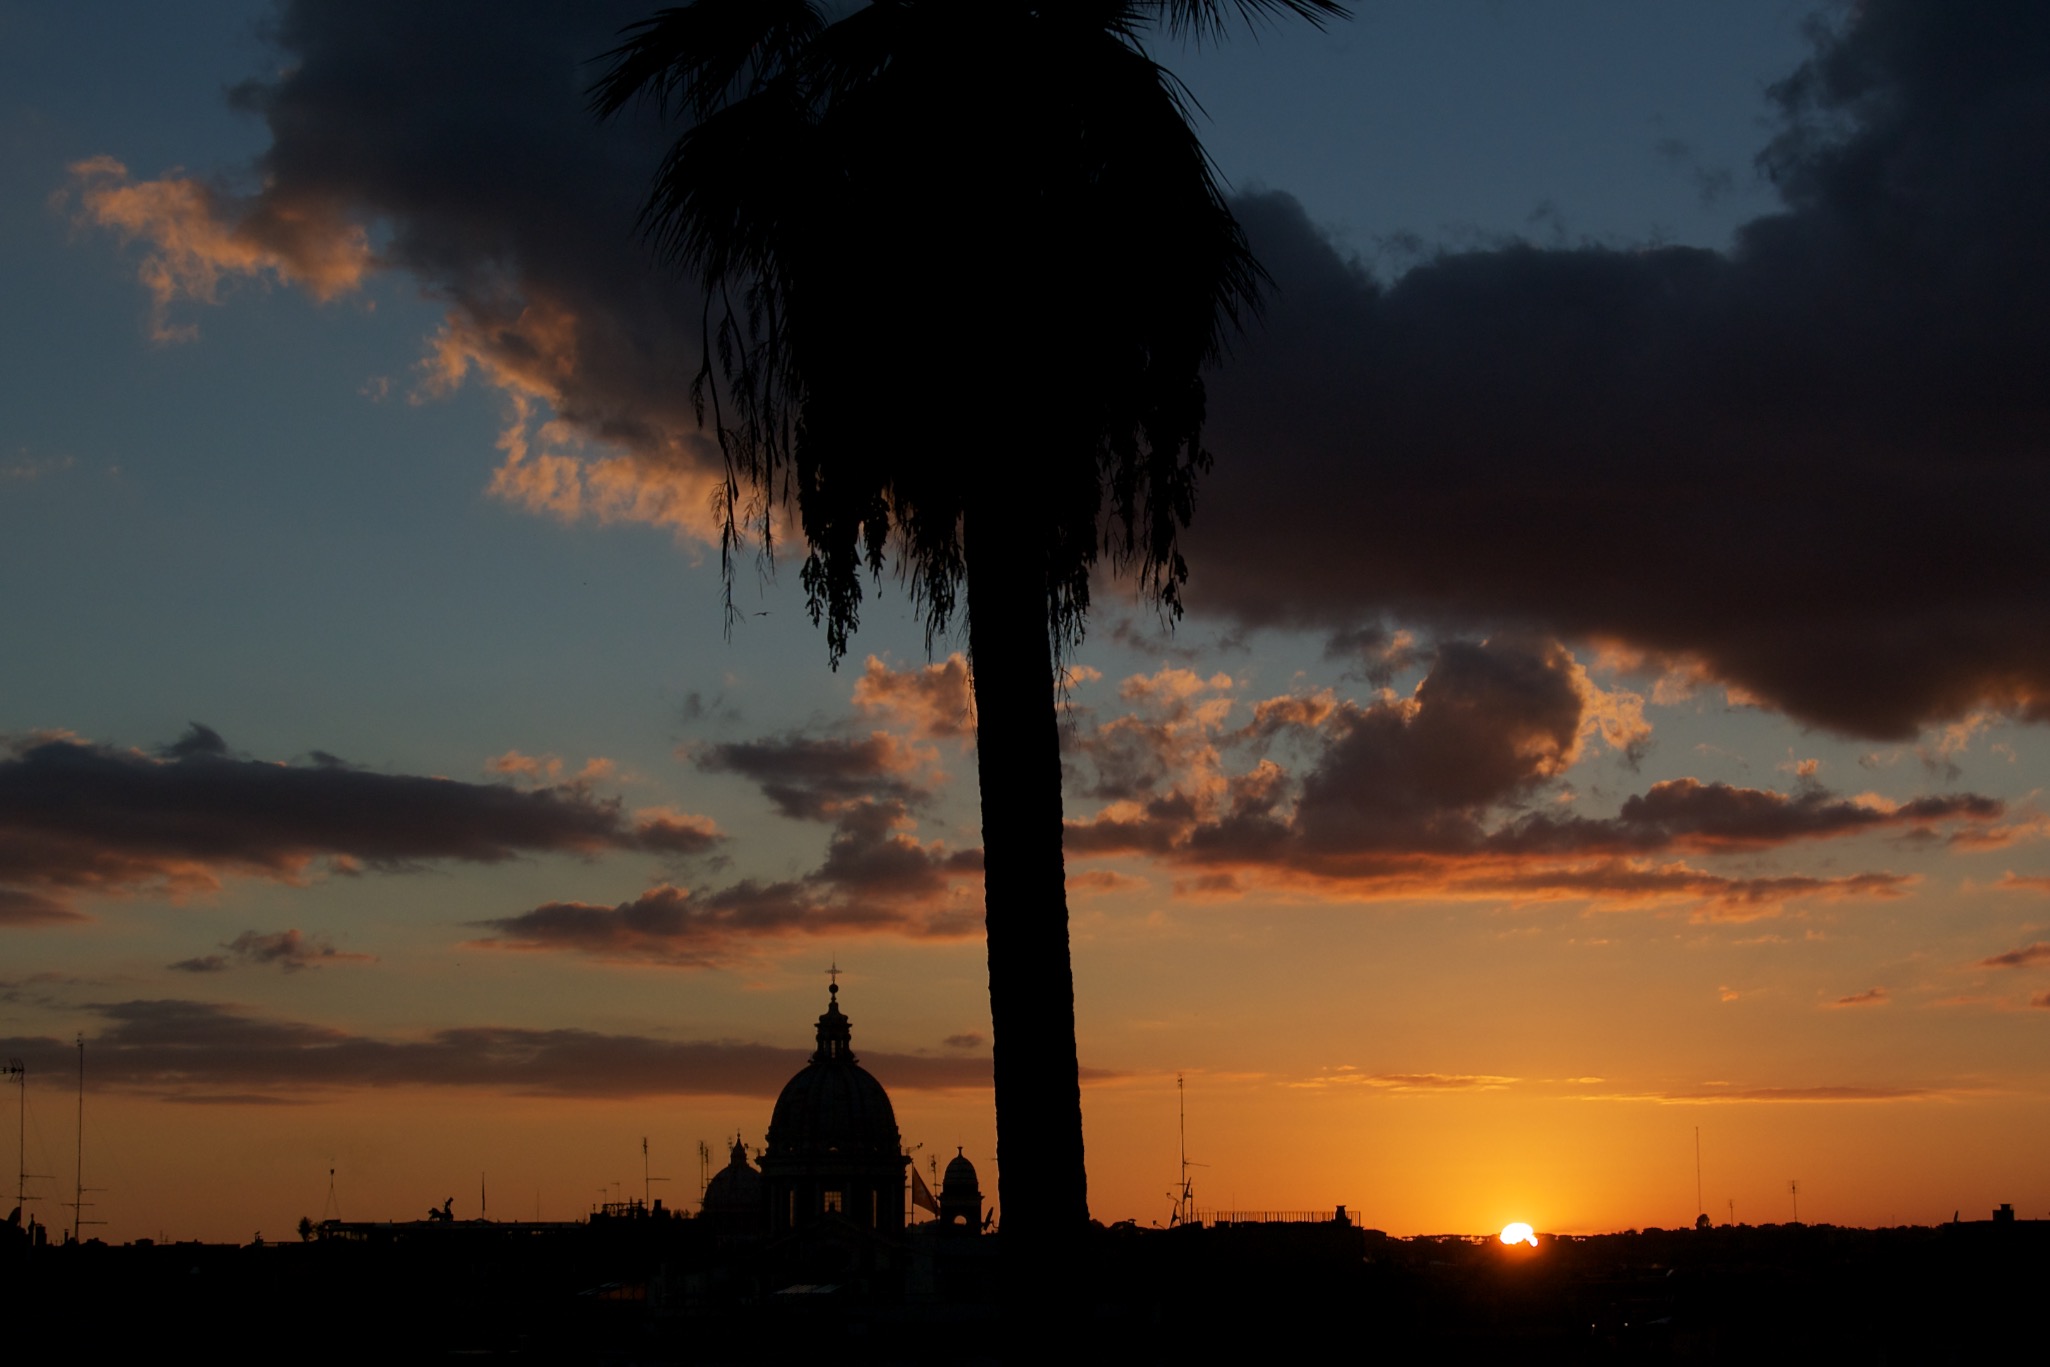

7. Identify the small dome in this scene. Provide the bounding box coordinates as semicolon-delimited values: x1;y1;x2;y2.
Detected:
765;984;902;1160
701;1138;764;1214
942;1149;979;1197
938;1145;983;1229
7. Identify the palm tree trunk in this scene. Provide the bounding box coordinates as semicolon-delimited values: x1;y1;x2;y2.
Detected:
964;504;1091;1273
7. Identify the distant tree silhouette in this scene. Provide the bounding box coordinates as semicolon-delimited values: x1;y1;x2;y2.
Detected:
297;1214;315;1242
595;0;1346;1280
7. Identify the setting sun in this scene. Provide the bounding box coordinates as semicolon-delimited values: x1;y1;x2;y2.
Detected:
1500;1222;1538;1247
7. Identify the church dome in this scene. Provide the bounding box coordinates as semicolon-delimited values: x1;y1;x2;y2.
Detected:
701;1138;764;1214
939;1146;983;1228
942;1150;979;1197
765;983;902;1160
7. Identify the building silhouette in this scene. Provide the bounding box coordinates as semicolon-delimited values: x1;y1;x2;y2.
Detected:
698;1136;765;1238
759;981;910;1239
938;1148;983;1230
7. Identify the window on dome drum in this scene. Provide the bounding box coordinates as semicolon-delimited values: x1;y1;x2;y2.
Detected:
823;1190;844;1214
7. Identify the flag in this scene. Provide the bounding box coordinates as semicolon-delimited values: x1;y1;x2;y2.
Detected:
910;1165;939;1215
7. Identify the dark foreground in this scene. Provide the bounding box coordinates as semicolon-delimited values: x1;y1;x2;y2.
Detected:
8;1214;2042;1363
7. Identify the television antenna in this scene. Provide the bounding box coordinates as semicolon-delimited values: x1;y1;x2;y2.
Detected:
7;1059;53;1225
1694;1127;1704;1222
1788;1179;1800;1224
641;1137;669;1208
1167;1073;1207;1227
65;1036;104;1242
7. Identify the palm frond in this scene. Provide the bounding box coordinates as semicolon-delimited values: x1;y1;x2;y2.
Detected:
1151;0;1352;45
590;0;824;120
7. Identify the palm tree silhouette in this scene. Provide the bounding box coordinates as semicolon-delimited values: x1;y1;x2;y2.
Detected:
595;0;1345;1273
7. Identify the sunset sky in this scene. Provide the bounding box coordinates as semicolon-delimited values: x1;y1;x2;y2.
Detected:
4;0;2048;1244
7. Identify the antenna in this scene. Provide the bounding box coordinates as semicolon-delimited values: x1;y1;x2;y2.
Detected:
65;1035;104;1242
323;1167;341;1223
641;1137;669;1209
5;1061;49;1223
1694;1127;1704;1221
1789;1179;1800;1224
1169;1073;1205;1227
4;1058;22;1211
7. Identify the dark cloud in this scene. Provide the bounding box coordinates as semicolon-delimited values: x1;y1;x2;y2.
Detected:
942;1033;985;1050
1599;782;1998;851
1828;987;1889;1008
695;733;932;821
0;888;82;926
1654;1085;1938;1103
1290;638;1588;852
0;730;720;919
0;998;991;1101
1063;637;1988;910
71;1;2050;742
1980;941;2050;969
169;928;374;975
1188;0;2050;739
475;798;980;965
162;723;229;760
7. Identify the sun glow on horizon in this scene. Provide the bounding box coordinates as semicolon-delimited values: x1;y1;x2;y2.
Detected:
1500;1222;1539;1247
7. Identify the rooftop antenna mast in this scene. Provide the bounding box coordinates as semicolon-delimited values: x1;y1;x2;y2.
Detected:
1789;1179;1800;1224
641;1137;669;1209
1170;1073;1205;1227
322;1167;341;1223
65;1035;103;1243
5;1058;48;1216
4;1058;22;1211
1694;1127;1704;1222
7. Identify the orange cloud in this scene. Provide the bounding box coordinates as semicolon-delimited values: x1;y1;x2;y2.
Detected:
852;654;975;739
64;157;371;341
67;154;733;547
485;751;618;786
